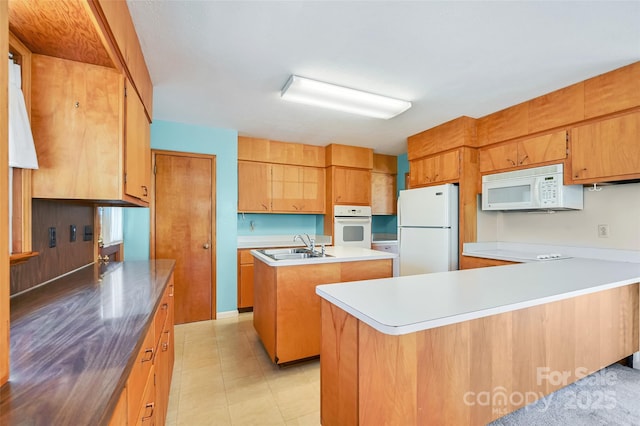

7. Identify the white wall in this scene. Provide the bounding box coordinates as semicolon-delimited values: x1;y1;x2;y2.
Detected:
477;182;640;250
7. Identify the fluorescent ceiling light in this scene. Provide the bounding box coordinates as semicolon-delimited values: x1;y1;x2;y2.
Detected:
281;75;411;119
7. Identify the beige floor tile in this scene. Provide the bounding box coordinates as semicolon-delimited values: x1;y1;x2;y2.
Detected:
180;370;226;395
221;359;264;382
227;394;285;426
285;410;321;426
177;404;232;426
273;381;320;421
178;385;228;412
224;375;271;406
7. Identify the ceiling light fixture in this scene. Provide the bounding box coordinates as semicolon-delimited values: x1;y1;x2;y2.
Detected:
281;75;411;119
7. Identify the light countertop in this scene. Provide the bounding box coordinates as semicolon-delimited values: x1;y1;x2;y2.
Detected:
315;258;640;336
251;245;397;267
463;241;640;263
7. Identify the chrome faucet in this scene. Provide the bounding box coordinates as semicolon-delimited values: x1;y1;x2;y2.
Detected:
293;233;314;252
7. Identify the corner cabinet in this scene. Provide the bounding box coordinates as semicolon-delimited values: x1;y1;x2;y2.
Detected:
569;111;640;184
30;55;150;206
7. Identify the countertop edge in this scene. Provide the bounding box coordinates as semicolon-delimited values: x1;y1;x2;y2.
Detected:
250;248;397;267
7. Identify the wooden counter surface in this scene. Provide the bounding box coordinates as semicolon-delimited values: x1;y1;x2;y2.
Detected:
0;260;175;425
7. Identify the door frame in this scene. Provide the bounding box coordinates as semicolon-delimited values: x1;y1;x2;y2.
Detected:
150;149;217;319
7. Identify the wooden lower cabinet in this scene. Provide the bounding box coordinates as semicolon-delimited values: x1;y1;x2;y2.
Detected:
320;283;639;425
569;111;640;183
253;259;392;364
117;277;175;425
238;249;255;309
460;255;518;269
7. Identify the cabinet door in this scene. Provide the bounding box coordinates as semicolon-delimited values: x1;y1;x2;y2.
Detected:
271;164;301;212
333;167;371;205
517;130;567;167
371;173;397;215
410;150;459;187
31;55;124;200
125;80;150;201
479;143;518;173
570;112;640;183
300;166;325;212
239;263;254;309
238;161;271;211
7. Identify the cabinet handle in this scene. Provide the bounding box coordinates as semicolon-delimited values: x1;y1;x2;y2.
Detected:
575;167;587;178
203;243;210;249
292;204;299;210
519;155;529;165
507;159;516;166
169;284;174;297
161;303;168;311
141;348;154;362
142;402;154;420
141;185;148;196
261;203;268;210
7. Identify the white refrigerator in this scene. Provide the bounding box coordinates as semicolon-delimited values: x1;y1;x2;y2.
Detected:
397;184;459;276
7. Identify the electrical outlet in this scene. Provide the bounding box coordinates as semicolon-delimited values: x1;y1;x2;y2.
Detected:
83;225;93;241
598;224;609;238
48;227;57;248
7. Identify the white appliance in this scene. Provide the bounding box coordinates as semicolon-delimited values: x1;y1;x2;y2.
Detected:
482;164;583;211
333;205;372;248
397;184;458;276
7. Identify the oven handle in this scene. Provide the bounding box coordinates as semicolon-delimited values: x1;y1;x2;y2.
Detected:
335;218;371;224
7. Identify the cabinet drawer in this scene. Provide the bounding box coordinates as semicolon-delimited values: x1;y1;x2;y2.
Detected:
154;291;170;349
135;365;156;426
371;243;398;254
127;326;155;425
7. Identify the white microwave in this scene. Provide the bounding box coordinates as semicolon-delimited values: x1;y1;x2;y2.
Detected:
482;164;583;211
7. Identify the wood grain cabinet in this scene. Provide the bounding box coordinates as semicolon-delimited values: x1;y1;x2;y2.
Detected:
330;167;371;205
238;249;255;309
238;161;325;213
569;111;640;183
408;149;460;188
371;153;397;215
459;255;517;269
30;55;150;206
479;130;567;173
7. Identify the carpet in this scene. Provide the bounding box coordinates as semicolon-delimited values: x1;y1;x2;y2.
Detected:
489;364;640;425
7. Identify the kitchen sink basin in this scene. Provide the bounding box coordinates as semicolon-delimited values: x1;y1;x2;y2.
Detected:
257;248;332;261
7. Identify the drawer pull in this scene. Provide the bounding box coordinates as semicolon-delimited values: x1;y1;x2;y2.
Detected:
141;348;154;362
142;402;154;420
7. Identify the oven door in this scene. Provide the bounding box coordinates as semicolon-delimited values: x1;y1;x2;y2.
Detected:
334;217;372;248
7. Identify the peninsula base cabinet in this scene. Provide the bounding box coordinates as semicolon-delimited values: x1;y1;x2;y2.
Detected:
320;283;639;425
113;277;175;426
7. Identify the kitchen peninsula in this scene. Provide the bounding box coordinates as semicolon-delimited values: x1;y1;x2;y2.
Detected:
252;246;396;364
316;258;640;425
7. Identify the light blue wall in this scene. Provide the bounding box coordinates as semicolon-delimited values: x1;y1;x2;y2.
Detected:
238;213;323;236
124;120;238;314
398;153;409;192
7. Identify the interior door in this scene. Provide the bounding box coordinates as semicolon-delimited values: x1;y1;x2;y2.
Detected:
153;151;216;324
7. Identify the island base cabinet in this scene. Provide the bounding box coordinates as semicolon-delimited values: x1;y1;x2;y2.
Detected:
320;283;639;425
254;259;392;364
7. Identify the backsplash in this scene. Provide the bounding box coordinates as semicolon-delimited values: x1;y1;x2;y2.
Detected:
237;213;323;236
10;200;95;295
477;182;640;250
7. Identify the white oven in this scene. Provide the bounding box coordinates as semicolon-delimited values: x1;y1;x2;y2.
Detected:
333;205;372;248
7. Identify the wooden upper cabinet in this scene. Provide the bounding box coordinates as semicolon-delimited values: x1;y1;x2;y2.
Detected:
331;167;371;205
325;144;373;169
371;173;396;215
237;136;325;167
31;55;147;205
528;82;585;134
271;165;325;213
407;116;476;160
479;130;567;173
95;0;153;118
373;153;397;174
477;102;529;146
125;79;151;202
584;62;640;119
409;150;460;188
569;111;640;183
238;161;272;212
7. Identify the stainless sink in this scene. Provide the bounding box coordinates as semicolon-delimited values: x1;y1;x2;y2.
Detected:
257;247;332;261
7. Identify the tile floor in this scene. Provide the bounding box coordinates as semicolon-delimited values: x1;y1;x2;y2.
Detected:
166;313;321;426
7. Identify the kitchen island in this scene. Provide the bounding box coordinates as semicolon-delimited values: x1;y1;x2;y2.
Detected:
252;246;396;364
0;260;175;426
316;258;640;425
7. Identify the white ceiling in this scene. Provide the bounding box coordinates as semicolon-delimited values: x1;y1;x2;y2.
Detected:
127;1;640;155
